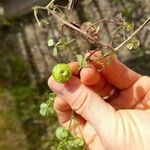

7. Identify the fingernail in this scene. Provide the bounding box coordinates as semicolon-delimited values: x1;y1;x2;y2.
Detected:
48;76;64;96
48;76;80;97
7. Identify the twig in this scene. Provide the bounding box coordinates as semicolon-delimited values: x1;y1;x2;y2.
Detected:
94;19;121;26
45;7;113;50
48;10;101;44
110;26;122;46
46;0;55;8
33;4;113;50
33;8;41;26
114;17;150;52
86;48;100;61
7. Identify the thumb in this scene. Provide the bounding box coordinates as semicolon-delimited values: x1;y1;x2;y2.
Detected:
48;76;117;140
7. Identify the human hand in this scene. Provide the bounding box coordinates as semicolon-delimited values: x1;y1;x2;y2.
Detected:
48;52;150;150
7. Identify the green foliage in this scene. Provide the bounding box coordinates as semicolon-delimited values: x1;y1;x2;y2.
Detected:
127;39;140;50
68;137;85;148
47;38;75;56
55;127;69;140
40;103;50;116
40;93;56;116
123;21;134;32
54;126;85;150
48;39;55;47
122;8;133;19
53;47;58;56
76;55;86;70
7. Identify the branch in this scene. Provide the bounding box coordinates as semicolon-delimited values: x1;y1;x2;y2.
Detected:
48;9;113;50
114;17;150;52
33;3;113;50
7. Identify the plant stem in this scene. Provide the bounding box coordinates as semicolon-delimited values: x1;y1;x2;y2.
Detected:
65;141;71;150
74;115;84;139
68;111;75;131
110;26;122;46
46;0;55;8
47;9;113;50
56;141;64;150
86;48;99;61
94;19;121;26
114;17;150;52
34;3;113;50
33;8;41;26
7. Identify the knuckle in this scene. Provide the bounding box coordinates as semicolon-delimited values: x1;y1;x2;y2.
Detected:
53;97;60;111
71;90;89;115
140;76;150;81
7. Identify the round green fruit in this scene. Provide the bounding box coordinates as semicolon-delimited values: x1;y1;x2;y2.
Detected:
52;63;72;83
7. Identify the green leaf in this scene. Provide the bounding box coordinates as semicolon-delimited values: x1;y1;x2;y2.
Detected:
53;47;58;56
55;127;69;140
48;93;56;100
49;106;55;114
68;137;85;148
74;137;85;147
39;103;49;116
39;93;56;116
76;55;86;69
127;39;140;50
48;39;54;47
124;22;134;32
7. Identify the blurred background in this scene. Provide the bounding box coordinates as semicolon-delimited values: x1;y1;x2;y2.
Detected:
0;0;149;149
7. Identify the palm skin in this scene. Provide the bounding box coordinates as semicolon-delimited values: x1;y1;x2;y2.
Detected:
48;53;150;150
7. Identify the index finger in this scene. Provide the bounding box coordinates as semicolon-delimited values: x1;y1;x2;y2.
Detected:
87;51;141;89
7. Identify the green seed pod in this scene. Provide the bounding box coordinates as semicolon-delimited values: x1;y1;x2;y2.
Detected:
52;63;72;83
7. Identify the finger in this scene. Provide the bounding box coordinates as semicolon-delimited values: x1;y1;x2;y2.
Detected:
86;51;141;89
135;90;150;110
69;61;120;100
110;76;150;109
69;62;117;101
48;76;117;140
68;62;79;75
80;66;120;98
82;123;105;150
54;96;72;124
54;96;86;125
69;61;118;98
80;66;101;85
69;61;120;102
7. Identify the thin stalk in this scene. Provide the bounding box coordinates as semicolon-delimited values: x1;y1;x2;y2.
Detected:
65;141;71;150
114;17;150;52
110;26;122;46
74;115;84;139
47;9;113;50
56;141;64;150
34;9;41;26
94;19;121;26
68;111;75;131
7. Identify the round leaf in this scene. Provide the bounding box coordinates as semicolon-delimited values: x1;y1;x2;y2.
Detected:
48;39;54;47
55;127;69;140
